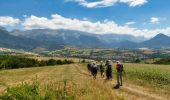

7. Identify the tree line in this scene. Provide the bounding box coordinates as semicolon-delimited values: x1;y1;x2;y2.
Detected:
153;58;170;65
0;55;74;69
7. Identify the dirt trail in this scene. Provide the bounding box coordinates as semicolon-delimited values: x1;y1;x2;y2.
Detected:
75;64;167;100
122;86;166;100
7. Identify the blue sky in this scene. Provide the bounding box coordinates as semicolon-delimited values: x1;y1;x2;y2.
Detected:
0;0;170;38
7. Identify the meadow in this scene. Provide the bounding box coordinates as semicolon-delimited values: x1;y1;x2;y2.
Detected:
0;62;170;100
121;63;170;99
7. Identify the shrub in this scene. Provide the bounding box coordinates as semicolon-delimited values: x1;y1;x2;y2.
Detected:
153;58;170;65
134;58;140;63
47;59;57;66
81;59;86;63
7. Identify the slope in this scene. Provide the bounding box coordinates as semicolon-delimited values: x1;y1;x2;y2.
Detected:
0;63;169;100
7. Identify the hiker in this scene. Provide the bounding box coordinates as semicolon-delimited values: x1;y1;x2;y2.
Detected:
87;63;92;75
115;61;124;87
92;62;98;79
105;60;112;80
99;61;104;78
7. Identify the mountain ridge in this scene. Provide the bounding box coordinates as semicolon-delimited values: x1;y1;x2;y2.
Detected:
140;33;170;48
1;27;170;50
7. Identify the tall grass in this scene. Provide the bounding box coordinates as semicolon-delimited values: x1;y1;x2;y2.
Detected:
123;63;170;89
0;64;121;100
0;79;75;100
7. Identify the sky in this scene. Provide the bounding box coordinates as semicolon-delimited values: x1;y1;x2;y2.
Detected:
0;0;170;38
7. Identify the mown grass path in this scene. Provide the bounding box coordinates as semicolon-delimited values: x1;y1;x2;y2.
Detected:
76;64;168;100
0;64;169;100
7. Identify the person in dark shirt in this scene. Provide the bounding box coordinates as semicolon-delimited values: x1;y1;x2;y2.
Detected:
92;62;98;79
99;61;104;78
105;60;112;80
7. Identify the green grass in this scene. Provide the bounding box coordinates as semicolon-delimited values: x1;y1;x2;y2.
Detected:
122;63;170;90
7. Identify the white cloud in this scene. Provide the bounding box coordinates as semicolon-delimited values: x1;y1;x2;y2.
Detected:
0;16;20;26
22;14;170;38
125;21;136;25
66;0;148;8
120;0;148;7
23;14;138;35
150;17;160;24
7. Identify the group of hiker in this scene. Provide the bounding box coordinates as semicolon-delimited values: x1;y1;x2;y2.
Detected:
87;60;124;88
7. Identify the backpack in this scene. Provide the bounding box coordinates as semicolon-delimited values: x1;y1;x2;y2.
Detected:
107;64;112;70
118;64;124;72
100;64;104;70
93;65;98;71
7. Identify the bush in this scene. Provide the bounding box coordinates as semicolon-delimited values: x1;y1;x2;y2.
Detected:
0;55;39;69
47;59;57;66
153;58;170;65
134;58;141;63
81;59;86;63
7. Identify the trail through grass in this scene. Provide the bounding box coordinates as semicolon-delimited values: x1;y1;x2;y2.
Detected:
0;64;169;100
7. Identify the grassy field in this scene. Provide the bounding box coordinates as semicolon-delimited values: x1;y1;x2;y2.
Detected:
0;63;170;100
29;56;82;62
122;63;170;99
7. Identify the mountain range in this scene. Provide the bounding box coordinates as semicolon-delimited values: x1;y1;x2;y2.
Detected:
0;26;170;50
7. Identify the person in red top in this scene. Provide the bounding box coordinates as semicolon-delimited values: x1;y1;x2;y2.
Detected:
114;61;124;89
116;61;120;71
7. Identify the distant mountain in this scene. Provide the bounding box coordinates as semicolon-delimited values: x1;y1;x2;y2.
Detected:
140;33;170;48
10;29;146;48
0;26;7;31
98;34;146;43
0;28;64;50
0;28;37;50
10;29;147;43
0;28;169;49
10;29;105;48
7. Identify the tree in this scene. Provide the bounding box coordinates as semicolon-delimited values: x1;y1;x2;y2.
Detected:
135;58;140;63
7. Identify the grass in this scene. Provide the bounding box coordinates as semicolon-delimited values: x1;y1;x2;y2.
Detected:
0;80;75;100
0;63;170;99
29;56;82;63
123;64;170;85
0;64;122;100
119;63;170;96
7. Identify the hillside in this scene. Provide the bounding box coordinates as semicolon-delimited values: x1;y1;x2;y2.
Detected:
0;28;65;50
10;29;108;48
9;29;170;49
0;28;38;50
0;63;170;100
140;33;170;48
9;29;142;48
1;27;170;49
